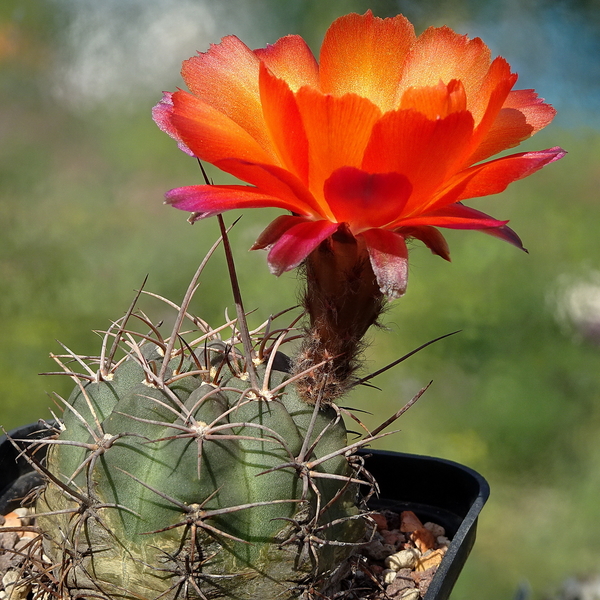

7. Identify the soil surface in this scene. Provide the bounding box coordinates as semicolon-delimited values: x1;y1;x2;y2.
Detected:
335;509;447;599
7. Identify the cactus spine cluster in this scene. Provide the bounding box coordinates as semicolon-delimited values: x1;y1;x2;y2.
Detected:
29;241;393;600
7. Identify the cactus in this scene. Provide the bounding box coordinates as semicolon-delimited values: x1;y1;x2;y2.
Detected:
28;236;399;600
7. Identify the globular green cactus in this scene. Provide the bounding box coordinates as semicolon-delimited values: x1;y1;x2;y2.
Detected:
32;263;383;600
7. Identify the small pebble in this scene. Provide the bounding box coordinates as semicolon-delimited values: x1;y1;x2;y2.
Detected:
371;513;388;531
366;539;396;561
386;568;415;596
410;528;436;553
0;513;21;530
382;529;404;547
385;547;420;570
1;510;33;539
0;531;18;550
2;570;19;587
416;548;445;572
400;511;423;533
414;567;438;596
382;569;397;584
400;590;420;600
2;570;31;600
424;521;445;538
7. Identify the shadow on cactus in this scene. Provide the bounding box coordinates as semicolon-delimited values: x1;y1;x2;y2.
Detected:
20;225;419;600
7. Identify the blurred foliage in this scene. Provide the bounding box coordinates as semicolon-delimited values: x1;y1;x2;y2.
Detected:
1;1;600;600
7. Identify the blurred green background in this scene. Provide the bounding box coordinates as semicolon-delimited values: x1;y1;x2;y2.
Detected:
1;0;599;598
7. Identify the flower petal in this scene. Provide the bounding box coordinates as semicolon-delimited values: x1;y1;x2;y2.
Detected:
479;223;526;250
410;204;526;251
399;79;467;119
251;214;310;249
266;220;341;275
360;228;409;299
362;108;474;212
323;167;412;230
466;56;516;125
433;146;566;208
400;208;526;251
319;10;415;112
169;90;277;166
399;226;451;261
470;108;533;165
397;26;492;107
181;35;273;152
254;35;319;91
165;184;309;218
505;89;557;133
469;88;557;163
258;63;309;185
214;159;323;216
295;87;382;205
464;57;518;160
399;203;508;229
152;92;194;156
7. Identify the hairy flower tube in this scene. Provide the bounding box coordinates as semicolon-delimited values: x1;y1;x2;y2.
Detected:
154;11;564;401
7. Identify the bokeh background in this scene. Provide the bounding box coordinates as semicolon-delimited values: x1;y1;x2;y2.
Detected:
1;0;599;598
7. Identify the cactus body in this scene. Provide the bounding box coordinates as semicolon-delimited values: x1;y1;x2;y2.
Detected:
37;341;366;600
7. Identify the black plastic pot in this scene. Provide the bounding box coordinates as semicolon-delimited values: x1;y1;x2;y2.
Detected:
0;424;489;600
0;421;55;514
359;448;490;600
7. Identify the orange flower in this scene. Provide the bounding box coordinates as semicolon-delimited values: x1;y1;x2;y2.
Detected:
154;11;564;299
